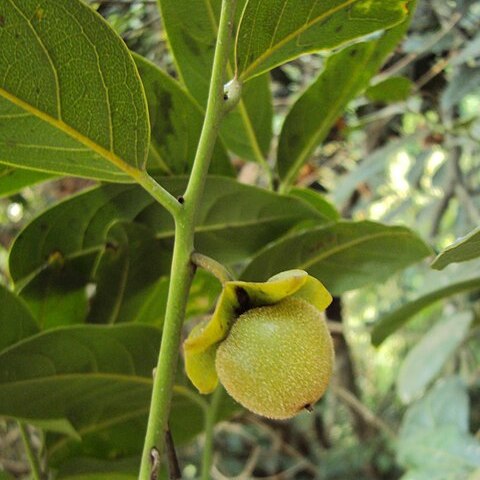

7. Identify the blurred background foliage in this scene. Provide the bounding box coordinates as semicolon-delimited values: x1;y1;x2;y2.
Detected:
1;0;480;479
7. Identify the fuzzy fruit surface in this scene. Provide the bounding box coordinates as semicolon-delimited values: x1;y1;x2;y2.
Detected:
215;297;334;419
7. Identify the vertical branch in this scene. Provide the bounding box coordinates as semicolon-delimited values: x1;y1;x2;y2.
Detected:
183;0;239;212
139;1;238;479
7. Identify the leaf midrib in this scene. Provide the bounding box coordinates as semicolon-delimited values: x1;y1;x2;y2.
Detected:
0;371;153;387
238;0;359;79
0;87;138;178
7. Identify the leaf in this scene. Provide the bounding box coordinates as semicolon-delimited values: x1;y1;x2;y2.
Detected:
134;55;233;176
9;176;323;287
371;262;480;346
87;222;220;326
365;76;412;102
277;44;378;183
431;226;480;270
0;284;38;352
399;429;480;478
0;0;149;181
289;188;340;222
19;254;93;329
399;377;469;443
158;0;273;162
235;0;410;81
0;324;159;425
242;221;432;295
48;387;237;467
397;377;480;476
277;0;417;185
0;323;222;465
87;223;172;325
56;458;140;480
0;166;54;198
396;312;473;404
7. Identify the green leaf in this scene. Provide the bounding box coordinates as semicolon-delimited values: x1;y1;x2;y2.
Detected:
431;226;480;270
87;223;172;325
399;377;469;443
158;0;273;161
0;166;54;198
289;187;340;222
0;284;38;352
396;312;473;404
235;0;410;81
0;0;149;181
56;458;139;480
242;221;432;295
0;472;14;480
0;324;158;425
19;254;93;329
48;387;237;466
134;55;233;176
277;43;377;183
365;76;412;103
9;177;323;287
398;377;480;476
87;222;220;326
371;263;480;346
277;0;417;185
0;324;220;464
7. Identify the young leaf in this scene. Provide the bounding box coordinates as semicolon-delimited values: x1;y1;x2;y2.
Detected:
242;221;432;295
9;177;323;288
0;285;38;352
134;55;233;176
431;226;480;270
371;263;480;346
0;166;54;198
0;0;149;181
158;0;273;162
277;1;417;184
235;0;410;81
396;312;473;404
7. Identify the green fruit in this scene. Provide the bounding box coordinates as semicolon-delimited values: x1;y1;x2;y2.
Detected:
215;297;334;419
